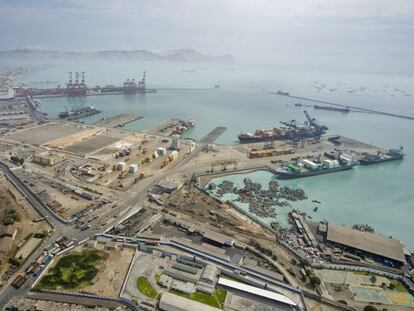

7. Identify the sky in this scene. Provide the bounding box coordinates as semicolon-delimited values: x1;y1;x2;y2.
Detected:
0;0;413;70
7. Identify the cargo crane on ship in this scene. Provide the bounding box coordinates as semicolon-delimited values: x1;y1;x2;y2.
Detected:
237;111;328;143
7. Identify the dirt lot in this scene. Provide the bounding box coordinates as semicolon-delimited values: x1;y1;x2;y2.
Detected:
44;127;104;149
64;134;119;155
0;175;50;286
5;122;86;145
80;245;135;298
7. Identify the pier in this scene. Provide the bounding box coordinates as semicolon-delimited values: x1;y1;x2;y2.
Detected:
93;114;143;128
200;126;227;144
270;92;414;120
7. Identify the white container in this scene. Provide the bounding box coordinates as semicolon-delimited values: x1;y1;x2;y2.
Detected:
171;134;180;150
302;159;318;170
153;151;159;159
117;161;127;171
157;147;167;156
129;164;138;173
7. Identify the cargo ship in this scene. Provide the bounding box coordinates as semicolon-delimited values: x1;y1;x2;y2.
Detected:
276;156;355;179
238;111;327;143
359;148;405;165
170;118;195;135
314;105;350;113
58;104;101;121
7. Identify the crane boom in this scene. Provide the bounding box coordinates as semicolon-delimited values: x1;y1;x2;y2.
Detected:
304;110;316;126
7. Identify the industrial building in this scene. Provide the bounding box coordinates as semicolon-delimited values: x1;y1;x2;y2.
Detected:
159;292;221;311
32;152;65;166
326;223;407;267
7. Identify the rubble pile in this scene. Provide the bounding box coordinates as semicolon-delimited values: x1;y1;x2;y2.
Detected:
213;178;307;218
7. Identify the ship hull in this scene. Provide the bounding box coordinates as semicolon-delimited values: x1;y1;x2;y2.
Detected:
359;156;404;165
238;132;321;143
276;165;354;179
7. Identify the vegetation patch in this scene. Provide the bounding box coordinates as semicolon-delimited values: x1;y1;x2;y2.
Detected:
2;209;20;226
170;289;227;309
136;276;159;299
37;250;106;290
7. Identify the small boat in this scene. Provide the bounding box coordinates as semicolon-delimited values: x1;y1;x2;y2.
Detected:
313;207;318;212
312;200;321;204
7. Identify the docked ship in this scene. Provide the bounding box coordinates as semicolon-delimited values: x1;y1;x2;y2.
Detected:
276;156;355;180
170;118;195;135
238;111;327;143
359;148;405;165
58;105;101;121
314;105;350;113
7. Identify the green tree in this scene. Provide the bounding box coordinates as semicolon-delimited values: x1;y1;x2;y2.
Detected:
370;274;377;284
310;276;321;286
364;305;378;311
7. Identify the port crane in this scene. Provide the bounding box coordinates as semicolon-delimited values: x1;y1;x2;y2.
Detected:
280;119;297;128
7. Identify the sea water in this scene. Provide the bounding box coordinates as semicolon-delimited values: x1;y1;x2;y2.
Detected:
12;59;414;249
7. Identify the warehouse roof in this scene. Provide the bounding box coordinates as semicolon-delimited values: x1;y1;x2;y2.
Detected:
159;292;221;311
327;223;406;264
218;277;297;307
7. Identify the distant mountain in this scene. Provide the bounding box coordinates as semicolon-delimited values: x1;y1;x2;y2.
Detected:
0;48;235;62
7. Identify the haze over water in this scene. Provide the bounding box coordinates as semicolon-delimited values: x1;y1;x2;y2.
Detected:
12;59;414;249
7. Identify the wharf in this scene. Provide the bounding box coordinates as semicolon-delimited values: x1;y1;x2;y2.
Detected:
270;92;414;120
200;126;227;144
94;114;143;128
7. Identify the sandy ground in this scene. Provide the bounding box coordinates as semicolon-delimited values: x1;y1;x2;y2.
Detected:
45;127;104;149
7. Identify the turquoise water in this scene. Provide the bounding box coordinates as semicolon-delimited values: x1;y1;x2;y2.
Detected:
11;59;414;249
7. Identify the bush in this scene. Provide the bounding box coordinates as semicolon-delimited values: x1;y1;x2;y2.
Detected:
364;305;378;311
310;276;321;286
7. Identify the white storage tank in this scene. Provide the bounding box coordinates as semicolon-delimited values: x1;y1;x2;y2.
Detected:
170;150;179;161
171;134;180;150
157;147;167;156
129;164;138;173
117;161;127;171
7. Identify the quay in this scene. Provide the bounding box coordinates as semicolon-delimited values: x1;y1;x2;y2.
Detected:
94;114;143;128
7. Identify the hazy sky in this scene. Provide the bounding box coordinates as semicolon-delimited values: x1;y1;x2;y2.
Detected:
1;0;413;70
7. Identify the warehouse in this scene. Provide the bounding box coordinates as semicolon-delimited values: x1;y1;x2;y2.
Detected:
217;277;297;310
159;292;221;311
326;223;407;267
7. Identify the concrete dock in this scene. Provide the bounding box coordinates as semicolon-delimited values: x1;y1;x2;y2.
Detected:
200;126;227;144
94;114;143;128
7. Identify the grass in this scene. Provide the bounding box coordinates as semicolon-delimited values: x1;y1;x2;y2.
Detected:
169;289;227;309
155;274;161;283
136;276;159;299
37;250;106;290
390;280;409;293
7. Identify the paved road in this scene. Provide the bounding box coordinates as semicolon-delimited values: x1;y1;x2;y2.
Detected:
27;291;138;310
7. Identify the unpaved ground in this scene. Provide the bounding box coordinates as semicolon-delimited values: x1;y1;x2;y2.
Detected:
0;175;50;285
81;246;135;298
